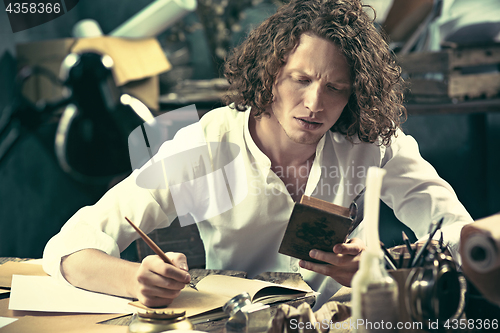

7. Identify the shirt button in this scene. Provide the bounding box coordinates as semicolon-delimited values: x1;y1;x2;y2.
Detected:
292;265;299;272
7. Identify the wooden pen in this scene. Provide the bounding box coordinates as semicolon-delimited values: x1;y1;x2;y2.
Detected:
125;217;198;291
411;217;444;268
380;241;398;270
402;231;415;268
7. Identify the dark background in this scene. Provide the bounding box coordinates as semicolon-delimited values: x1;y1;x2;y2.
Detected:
0;0;499;259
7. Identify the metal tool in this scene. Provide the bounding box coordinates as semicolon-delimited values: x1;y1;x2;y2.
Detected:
223;293;271;333
405;249;467;329
128;310;194;333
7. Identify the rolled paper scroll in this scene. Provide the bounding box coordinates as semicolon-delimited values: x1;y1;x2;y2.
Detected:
460;214;500;306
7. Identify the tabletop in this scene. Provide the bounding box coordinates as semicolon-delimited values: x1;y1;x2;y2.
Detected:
0;258;316;333
1;257;484;333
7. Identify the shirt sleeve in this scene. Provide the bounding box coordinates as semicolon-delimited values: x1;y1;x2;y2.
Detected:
42;121;211;281
380;130;473;264
42;168;176;282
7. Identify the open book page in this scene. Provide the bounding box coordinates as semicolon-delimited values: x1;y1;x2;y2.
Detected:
130;287;230;318
195;275;311;304
129;274;313;318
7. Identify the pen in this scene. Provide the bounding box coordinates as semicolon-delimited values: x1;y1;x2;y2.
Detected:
398;249;405;269
439;230;445;253
125;217;198;291
383;252;398;270
411;217;444;268
402;231;414;268
380;241;398;270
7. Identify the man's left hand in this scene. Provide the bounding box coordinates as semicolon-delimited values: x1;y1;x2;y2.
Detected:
298;237;365;287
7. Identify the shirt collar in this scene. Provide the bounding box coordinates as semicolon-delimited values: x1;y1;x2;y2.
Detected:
243;108;329;177
243;108;272;171
304;133;326;195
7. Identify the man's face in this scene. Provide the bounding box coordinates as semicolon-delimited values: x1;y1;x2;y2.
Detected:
268;33;352;145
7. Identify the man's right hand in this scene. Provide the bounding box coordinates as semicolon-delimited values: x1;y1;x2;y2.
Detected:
60;249;190;308
135;252;191;307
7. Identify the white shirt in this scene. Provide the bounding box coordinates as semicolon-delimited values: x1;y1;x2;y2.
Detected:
43;106;473;309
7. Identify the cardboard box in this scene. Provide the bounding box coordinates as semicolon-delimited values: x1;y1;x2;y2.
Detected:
16;36;171;111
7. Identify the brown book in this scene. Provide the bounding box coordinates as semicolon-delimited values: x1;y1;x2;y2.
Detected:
278;195;360;264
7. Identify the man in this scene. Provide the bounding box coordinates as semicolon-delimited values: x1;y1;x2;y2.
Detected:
43;0;473;310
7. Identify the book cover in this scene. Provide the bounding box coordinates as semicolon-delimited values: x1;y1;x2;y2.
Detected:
278;195;354;264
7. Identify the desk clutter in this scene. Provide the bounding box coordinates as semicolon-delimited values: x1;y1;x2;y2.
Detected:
129;274;313;322
262;216;497;333
387;242;466;332
0;212;499;332
0;262;316;333
1;168;498;333
267;301;350;333
0;235;499;333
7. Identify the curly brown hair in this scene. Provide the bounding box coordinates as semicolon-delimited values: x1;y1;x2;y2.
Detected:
223;0;407;145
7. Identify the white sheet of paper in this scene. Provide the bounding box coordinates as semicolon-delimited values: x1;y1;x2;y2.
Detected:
9;275;137;314
0;317;17;329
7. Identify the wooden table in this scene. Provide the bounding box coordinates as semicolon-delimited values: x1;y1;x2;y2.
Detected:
0;258;315;333
1;257;481;333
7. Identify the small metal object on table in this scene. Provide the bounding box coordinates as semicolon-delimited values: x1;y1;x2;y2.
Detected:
128;310;194;333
